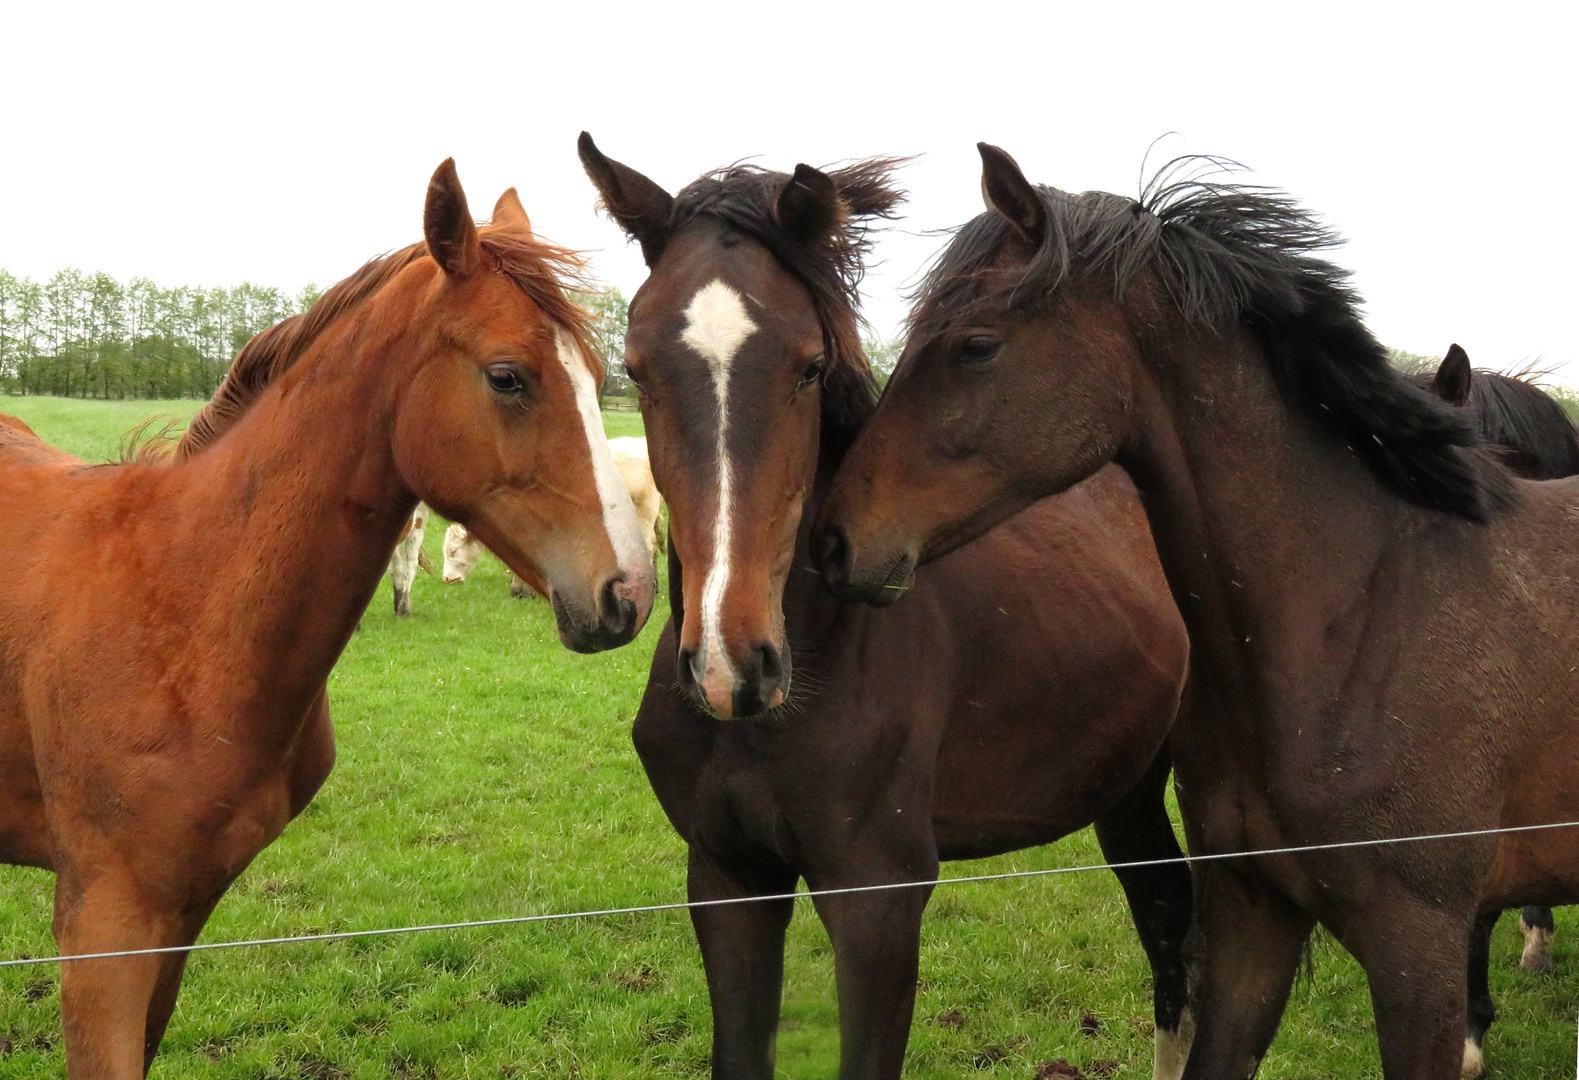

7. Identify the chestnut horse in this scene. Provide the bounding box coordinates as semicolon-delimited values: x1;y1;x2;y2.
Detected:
0;161;654;1078
816;145;1579;1079
579;134;1196;1080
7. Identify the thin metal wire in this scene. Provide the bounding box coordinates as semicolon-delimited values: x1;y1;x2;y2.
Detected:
2;818;1575;970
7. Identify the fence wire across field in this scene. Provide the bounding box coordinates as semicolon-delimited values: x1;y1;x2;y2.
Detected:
3;819;1576;970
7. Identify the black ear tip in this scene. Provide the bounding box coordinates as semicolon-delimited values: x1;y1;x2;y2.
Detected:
578;131;597;155
978;142;1020;169
1445;343;1468;362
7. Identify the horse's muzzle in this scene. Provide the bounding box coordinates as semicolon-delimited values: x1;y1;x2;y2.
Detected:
677;639;791;720
553;574;643;653
814;525;915;609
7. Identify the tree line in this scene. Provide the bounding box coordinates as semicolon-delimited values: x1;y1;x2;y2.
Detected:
0;268;633;401
0;269;321;399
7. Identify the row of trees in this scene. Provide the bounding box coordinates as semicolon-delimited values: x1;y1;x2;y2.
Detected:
0;268;634;402
0;270;322;399
6;268;1567;424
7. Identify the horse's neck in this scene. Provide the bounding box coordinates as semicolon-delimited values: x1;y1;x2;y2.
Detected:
1119;327;1405;723
182;320;415;703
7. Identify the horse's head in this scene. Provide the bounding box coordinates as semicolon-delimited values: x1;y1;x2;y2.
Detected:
579;134;901;717
392;160;655;651
816;144;1145;603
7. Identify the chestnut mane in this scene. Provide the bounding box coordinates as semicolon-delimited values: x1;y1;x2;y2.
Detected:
174;230;598;460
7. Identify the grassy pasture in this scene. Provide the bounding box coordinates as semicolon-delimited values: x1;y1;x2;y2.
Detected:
0;395;1574;1078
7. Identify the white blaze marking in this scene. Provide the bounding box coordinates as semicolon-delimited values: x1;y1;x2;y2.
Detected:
555;332;654;605
681;280;758;702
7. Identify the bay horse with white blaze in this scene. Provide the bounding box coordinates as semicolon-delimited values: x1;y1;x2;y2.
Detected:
580;133;1196;1080
815;146;1579;1079
0;161;654;1078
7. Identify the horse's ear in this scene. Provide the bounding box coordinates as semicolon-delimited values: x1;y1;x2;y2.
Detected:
978;142;1045;242
1433;343;1473;406
424;158;482;280
578;131;674;267
492;188;533;235
775;164;843;244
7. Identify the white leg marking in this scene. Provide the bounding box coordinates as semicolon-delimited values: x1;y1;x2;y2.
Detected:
1461;1034;1485;1078
555;332;655;606
1518;917;1554;973
681;280;758;707
1153;1006;1194;1080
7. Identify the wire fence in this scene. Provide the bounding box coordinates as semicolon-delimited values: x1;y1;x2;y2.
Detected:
3;818;1575;970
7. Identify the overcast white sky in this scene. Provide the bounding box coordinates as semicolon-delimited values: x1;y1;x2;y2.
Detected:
3;1;1574;378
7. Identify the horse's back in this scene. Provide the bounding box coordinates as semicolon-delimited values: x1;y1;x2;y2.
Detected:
0;412;83;471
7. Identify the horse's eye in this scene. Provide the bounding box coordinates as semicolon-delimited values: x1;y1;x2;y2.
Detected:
799;355;827;387
955;337;1002;366
486;364;524;394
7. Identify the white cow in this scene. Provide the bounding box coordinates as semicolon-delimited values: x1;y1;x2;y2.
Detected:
608;436;664;560
388;501;432;617
442;522;540;598
440;437;663;597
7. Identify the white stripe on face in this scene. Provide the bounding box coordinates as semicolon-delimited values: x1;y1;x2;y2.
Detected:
555;332;655;606
681;280;758;708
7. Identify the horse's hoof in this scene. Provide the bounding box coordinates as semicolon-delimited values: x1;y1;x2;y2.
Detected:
1461;1035;1485;1079
394;590;412;617
1518;922;1554;973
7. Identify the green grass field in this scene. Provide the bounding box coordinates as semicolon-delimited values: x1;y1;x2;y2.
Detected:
0;396;1574;1079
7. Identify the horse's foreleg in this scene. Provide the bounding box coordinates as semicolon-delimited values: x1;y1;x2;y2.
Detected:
1463;909;1500;1079
140;901;221;1076
1178;865;1314;1080
52;872;207;1079
687;847;797;1080
807;842;938;1080
1093;748;1194;1080
1348;900;1475;1080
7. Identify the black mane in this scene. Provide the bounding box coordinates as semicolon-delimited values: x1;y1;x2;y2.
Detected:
1409;365;1579;480
912;158;1515;522
670;159;906;455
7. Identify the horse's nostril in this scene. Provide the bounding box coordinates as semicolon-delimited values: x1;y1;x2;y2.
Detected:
677;647;702;687
757;642;784;683
816;526;851;580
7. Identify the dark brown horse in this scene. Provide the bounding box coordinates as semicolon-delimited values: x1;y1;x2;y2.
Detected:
579;133;1196;1080
815;146;1579;1079
1416;344;1579;1076
0;162;654;1078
